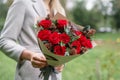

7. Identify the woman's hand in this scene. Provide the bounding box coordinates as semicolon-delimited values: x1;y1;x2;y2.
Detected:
31;53;48;68
54;65;64;73
20;50;47;68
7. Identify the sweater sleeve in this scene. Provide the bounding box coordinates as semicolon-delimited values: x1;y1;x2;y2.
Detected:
0;1;26;62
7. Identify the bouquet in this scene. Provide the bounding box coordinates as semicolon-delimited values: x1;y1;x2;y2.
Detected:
35;13;96;80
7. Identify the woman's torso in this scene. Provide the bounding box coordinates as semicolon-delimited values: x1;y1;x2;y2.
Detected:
13;0;62;80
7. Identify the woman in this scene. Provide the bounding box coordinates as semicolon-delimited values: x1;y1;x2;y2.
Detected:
0;0;95;80
0;0;66;80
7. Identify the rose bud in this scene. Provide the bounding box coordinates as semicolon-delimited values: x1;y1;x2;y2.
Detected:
83;29;96;38
87;29;95;37
70;48;77;55
81;47;88;54
46;14;51;20
83;30;88;35
51;23;57;29
44;42;52;50
49;23;57;32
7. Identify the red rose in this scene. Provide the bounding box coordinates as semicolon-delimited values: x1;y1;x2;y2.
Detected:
57;20;67;29
71;40;81;54
38;20;52;29
37;30;51;41
74;30;92;48
79;35;87;42
86;39;92;48
49;32;60;44
54;45;66;56
75;31;87;42
81;39;92;49
60;33;70;44
74;30;83;36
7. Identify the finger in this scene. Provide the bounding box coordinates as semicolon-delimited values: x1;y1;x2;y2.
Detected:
31;60;47;68
55;65;64;72
32;64;40;68
39;54;46;60
35;53;46;60
31;58;47;66
32;63;47;68
59;68;64;72
31;59;47;65
33;56;47;62
55;68;63;72
32;64;45;68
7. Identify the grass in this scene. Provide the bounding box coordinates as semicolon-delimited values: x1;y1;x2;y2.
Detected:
0;52;16;80
0;32;120;80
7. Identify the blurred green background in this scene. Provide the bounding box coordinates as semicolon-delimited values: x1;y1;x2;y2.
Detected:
0;0;120;80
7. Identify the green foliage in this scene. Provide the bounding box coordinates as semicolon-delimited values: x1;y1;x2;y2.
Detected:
0;3;8;31
111;0;120;30
68;0;120;30
113;9;120;30
70;2;102;29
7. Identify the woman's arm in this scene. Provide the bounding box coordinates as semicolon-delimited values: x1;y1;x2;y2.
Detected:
0;1;26;62
0;1;47;68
